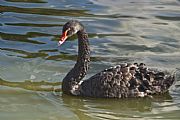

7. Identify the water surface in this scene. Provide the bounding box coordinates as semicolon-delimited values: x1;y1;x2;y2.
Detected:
0;0;180;120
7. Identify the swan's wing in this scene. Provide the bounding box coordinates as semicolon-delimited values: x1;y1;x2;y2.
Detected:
80;63;175;98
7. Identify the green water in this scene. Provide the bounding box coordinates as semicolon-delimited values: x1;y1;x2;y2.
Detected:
0;0;180;119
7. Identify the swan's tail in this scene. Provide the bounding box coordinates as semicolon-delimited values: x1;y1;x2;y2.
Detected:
163;70;176;92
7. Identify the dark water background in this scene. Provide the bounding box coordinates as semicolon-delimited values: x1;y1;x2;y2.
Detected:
0;0;180;120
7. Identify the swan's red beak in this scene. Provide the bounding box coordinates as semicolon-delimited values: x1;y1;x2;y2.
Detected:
59;30;68;46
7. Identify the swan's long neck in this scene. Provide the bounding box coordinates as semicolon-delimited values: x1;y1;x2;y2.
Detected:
62;30;90;94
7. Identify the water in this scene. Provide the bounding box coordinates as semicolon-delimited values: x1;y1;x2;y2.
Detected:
0;0;180;119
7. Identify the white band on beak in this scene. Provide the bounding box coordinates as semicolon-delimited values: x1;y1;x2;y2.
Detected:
58;40;65;46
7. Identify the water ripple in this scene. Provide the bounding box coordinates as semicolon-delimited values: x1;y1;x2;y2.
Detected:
5;0;47;3
0;32;47;44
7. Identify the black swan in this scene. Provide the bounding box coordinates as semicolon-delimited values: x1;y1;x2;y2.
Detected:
58;20;175;98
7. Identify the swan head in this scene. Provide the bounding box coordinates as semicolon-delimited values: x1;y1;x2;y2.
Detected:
59;20;84;46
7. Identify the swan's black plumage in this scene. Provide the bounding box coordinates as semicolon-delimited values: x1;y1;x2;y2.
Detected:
60;20;175;98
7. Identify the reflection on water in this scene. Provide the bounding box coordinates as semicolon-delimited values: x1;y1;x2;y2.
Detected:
0;0;180;119
61;94;175;120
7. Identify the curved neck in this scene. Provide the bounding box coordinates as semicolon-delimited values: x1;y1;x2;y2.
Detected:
62;30;90;94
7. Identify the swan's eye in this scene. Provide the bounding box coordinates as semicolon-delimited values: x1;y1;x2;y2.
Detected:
67;29;73;36
66;27;76;36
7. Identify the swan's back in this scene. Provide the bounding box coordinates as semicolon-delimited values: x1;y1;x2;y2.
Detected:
80;63;175;98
